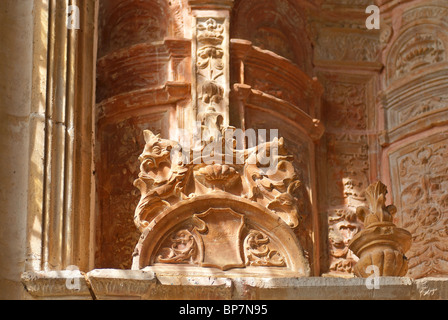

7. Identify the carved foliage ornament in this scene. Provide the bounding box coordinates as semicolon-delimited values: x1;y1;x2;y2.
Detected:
133;129;305;232
349;182;412;278
153;209;288;271
396;138;448;278
132;129;307;271
195;18;228;137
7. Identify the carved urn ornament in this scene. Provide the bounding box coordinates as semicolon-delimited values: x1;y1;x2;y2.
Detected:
349;182;412;277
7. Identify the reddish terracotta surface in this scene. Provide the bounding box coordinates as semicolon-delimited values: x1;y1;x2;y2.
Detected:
94;0;448;279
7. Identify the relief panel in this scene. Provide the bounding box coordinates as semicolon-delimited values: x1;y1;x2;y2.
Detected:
318;75;375;276
386;24;448;85
389;131;448;278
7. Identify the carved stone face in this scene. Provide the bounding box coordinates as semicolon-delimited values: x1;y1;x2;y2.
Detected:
139;131;174;171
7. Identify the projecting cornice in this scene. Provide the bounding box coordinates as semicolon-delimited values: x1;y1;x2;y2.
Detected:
188;0;234;11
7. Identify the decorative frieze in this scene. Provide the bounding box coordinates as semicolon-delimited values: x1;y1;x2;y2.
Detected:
315;30;381;63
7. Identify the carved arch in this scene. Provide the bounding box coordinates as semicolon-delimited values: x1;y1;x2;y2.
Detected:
132;195;310;276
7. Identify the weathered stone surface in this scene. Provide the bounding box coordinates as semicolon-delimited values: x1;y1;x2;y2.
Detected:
21;271;91;300
21;270;448;300
349;182;412;277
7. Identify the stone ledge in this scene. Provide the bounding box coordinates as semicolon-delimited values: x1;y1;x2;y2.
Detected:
21;269;448;300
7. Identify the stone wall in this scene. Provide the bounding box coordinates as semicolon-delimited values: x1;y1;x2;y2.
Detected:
0;0;34;300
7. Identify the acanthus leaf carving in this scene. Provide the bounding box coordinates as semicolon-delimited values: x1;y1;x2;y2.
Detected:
133;128;306;232
244;230;286;267
133;130;191;232
349;182;412;278
157;229;198;264
393;136;448;278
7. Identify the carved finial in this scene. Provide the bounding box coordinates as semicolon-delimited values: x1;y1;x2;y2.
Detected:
349;181;412;277
356;181;396;228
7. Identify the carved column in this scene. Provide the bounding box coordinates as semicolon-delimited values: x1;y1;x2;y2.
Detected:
349;182;412;277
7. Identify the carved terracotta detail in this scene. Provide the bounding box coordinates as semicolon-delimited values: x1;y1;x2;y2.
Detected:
395;33;445;78
131;128;310;273
319;75;373;277
244;230;286;267
349;182;412;277
390;133;448;278
315;31;381;63
134;129;305;230
195;17;229;134
193;208;246;271
398;95;448;125
328;209;362;275
133;130;191;232
157;229;199;264
402;5;448;30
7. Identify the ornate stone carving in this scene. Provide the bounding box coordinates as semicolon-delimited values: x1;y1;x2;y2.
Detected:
195;17;229;134
402;5;448;27
157;229;199;264
328;209;361;275
131;129;310;275
244;230;286;267
193;208;246;270
133;130;191;232
398;95;448;125
395;33;445;78
133;129;305;230
349;182;412;277
315;31;381;63
390;133;448;278
326;133;370;208
324;82;367;130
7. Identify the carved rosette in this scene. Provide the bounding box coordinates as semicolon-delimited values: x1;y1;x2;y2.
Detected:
349;182;412;277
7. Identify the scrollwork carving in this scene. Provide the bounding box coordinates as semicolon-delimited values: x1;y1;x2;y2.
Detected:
157;229;198;264
244;230;286;267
